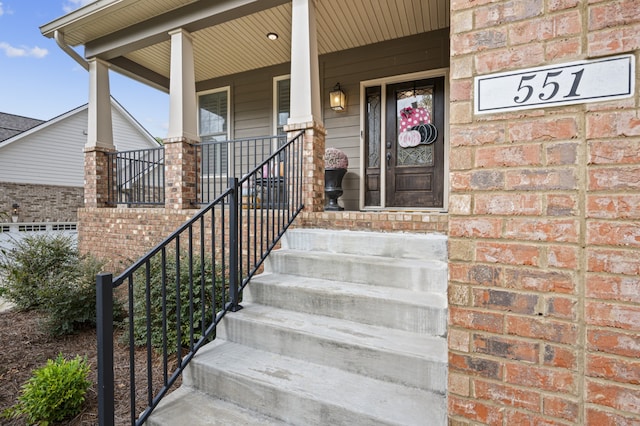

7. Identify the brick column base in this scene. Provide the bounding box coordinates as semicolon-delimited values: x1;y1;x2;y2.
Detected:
84;146;116;208
285;121;326;213
164;137;198;210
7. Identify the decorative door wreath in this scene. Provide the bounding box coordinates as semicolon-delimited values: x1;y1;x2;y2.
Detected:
398;106;438;148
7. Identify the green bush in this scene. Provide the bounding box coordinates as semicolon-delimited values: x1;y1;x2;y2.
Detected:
0;234;77;310
0;234;121;335
127;250;226;354
4;354;91;425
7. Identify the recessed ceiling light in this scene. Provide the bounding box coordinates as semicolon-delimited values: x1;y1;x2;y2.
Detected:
267;32;279;41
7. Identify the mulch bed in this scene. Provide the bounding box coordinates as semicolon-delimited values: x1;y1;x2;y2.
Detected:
0;309;179;425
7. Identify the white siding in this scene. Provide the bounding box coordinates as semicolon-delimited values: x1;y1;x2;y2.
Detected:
0;103;158;186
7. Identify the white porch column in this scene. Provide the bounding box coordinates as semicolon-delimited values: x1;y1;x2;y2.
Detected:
167;29;198;141
86;58;113;149
288;0;322;126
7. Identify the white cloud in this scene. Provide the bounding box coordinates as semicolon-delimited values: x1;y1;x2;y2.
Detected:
0;42;49;58
0;3;4;17
63;0;95;13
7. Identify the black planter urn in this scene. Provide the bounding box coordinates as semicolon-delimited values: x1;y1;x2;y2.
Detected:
324;168;347;211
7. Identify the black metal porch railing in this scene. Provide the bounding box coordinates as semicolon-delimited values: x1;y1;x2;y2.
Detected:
195;135;287;204
108;147;165;206
96;131;304;425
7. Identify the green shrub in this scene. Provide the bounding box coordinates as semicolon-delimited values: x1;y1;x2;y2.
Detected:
127;250;226;354
4;354;91;425
0;234;77;310
0;234;121;335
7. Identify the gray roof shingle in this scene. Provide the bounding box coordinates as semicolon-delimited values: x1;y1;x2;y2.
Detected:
0;112;45;142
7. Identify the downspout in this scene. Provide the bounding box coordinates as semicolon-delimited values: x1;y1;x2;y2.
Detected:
54;30;89;71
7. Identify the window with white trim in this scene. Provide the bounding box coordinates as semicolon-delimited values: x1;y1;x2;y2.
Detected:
199;88;229;175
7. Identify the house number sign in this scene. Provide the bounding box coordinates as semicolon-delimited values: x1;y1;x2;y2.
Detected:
474;54;635;114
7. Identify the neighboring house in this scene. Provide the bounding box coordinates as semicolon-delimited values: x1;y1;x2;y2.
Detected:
40;1;639;425
0;99;160;223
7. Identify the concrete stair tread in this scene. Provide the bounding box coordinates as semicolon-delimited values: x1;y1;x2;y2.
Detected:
147;386;290;425
249;271;447;309
188;339;446;425
282;228;448;262
226;302;447;362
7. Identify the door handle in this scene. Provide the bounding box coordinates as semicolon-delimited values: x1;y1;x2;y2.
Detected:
386;151;392;168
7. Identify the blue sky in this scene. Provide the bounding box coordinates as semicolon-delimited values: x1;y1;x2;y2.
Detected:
0;0;168;138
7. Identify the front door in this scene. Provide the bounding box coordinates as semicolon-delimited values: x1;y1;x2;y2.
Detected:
364;77;445;208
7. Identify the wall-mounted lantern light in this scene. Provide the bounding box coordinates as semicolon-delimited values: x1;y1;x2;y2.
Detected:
330;83;346;111
11;203;19;223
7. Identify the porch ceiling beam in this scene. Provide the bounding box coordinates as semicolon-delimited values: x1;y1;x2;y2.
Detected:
84;0;290;60
108;56;171;92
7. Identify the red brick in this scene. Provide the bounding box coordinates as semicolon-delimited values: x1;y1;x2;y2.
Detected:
506;315;577;345
545;296;577;320
587;354;640;385
588;23;640;56
505;410;571;426
544;344;577;369
547;245;579;269
546;142;578;165
505;268;575;293
505;363;576;393
543;395;579;421
475;193;542;215
548;0;580;12
476;144;542;168
450;353;503;380
587;379;640;414
587;195;640;220
547;194;578;217
589;140;640;165
588;0;640;31
449;217;502;238
586;274;640;304
505;218;579;243
449;395;504;426
587;111;640;139
475;44;546;74
475;0;543;28
473;334;539;362
451;171;472;191
588;221;640;248
508;117;578;142
586;301;640;330
450;79;473;102
451;29;508;56
450;123;506;146
588;248;640;275
545;36;582;61
470;170;505;190
449;372;471;396
477;242;540;266
586;407;640;426
473;289;540;315
450;146;474;170
588;329;640;359
511;10;581;44
450;307;505;334
505;168;577;191
474;380;540;411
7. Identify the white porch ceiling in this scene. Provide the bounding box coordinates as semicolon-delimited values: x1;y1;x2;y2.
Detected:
42;0;450;88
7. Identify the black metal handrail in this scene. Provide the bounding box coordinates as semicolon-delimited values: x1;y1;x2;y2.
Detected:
96;131;304;425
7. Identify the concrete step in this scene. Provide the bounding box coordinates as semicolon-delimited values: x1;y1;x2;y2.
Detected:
245;272;447;336
182;339;447;426
283;228;448;262
217;303;447;392
146;387;289;426
265;250;448;293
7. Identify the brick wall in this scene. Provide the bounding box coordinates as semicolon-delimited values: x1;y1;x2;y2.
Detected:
0;182;83;223
449;0;639;424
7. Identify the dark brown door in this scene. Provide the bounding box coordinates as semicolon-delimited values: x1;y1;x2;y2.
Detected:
385;77;445;208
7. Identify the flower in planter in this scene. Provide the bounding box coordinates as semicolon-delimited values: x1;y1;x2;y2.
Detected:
324;147;349;169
